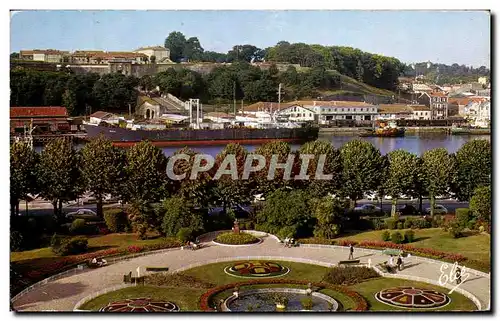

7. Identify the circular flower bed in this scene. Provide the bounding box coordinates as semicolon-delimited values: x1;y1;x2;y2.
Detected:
99;298;180;312
214;232;260;245
200;279;368;311
224;261;290;278
375;286;451;309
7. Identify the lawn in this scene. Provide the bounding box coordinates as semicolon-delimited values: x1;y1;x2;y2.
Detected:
10;233;174;263
335;228;490;270
182;261;330;285
79;286;205;311
77;260;477;312
351;278;477;311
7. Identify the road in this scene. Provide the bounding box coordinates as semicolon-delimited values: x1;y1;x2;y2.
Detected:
357;198;468;214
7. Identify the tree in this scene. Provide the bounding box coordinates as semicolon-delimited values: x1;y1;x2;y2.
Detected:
169;147;213;208
253;141;295;196
312;196;343;239
37;139;82;220
227;45;264;62
150;55;156;64
183;37;204;61
10;142;38;216
339;140;384;208
212;144;252;213
92;73;139;113
160;197;203;237
124;141;167;204
452;139;491;201
256;189;312;237
139;75;154;91
10;52;19;59
384;150;420;216
298;140;341;197
80;135;125;217
164;31;187;62
469;186;491;222
421;148;455;217
62;89;77;116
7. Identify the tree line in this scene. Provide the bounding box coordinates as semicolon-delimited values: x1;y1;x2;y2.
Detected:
164;31;404;91
11;137;491;239
11;63;343;114
10;69;138;116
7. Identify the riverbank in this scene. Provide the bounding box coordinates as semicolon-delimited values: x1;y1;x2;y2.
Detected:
319;127;490;135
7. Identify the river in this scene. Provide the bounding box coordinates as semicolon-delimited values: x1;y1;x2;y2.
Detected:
158;134;490;156
34;134;490;156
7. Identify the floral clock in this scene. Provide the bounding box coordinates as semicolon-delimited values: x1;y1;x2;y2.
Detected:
375;287;451;309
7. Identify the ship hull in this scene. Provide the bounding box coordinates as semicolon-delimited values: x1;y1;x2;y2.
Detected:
359;129;405;137
84;125;319;146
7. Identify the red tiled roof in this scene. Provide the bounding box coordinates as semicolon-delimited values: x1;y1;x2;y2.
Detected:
10;107;68;118
90;111;115;119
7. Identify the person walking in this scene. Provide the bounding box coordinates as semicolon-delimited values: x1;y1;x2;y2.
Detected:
456;267;462;285
348;244;354;260
397;255;403;271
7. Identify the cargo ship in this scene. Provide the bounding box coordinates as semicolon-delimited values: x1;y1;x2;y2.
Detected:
84;124;320;147
359;121;405;137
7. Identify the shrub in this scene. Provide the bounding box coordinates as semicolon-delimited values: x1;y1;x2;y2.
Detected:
145;272;215;289
323;266;379;285
239;223;247;230
214;232;259;245
467;218;477;230
70;219;87;234
414;218;431;229
455;208;472;229
390;231;403;244
52;236;88;256
10;231;24;251
469;186;491;221
381;230;391;241
104;209;129;233
448;221;463;238
404;230;415;243
396;222;404;230
278;226;298;239
385;218;397;229
246;221;254;230
176;227;194;243
432;215;444;228
301;297;314;310
372;218;386;230
403;217;414;229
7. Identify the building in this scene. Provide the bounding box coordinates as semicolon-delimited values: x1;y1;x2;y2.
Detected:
412;83;433;94
464;100;490;127
417;91;449;119
136;94;187;120
19;49;70;63
10;107;69;134
89;111;119;125
409;105;431;120
134;46;171;63
204;112;234;123
275;104;315;122
376;104;414;120
478;77;488;85
307;101;378;123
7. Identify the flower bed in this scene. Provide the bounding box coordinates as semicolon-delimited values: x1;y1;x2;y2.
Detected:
199;279;368;312
214;232;260;245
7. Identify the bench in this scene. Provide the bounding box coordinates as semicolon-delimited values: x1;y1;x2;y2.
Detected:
338;260;361;266
145;267;169;272
123;273;145;284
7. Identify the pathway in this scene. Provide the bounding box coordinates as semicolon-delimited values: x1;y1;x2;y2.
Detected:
12;234;490;311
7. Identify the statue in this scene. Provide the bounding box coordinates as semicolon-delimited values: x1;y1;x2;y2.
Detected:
233;219;240;234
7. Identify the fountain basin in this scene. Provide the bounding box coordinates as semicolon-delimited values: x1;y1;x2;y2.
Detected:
222;288;339;312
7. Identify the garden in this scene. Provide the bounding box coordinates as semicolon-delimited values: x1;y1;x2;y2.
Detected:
77;260;477;312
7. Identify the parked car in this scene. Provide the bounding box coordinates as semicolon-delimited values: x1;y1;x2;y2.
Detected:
354;204;382;215
397;204;419;216
364;191;377;201
65;209;98;221
425;204;448;215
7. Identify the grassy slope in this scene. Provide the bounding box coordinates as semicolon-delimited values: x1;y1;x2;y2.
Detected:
335;228;491;265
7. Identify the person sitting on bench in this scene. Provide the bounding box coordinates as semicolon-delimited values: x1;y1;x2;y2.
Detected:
284;237;290;247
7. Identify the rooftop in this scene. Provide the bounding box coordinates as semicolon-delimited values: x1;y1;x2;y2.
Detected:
135;46;168;51
10;106;68;118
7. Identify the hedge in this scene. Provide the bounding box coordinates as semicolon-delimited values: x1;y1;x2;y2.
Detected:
104;209;129;233
199;279;368;311
214;232;259;245
323;266;379;285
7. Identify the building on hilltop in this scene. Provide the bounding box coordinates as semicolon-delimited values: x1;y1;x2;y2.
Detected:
134;46;171;63
19;49;70;63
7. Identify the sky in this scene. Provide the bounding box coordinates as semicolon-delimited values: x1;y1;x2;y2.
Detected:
10;10;491;67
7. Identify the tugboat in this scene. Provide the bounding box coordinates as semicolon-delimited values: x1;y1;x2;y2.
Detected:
359;120;405;137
